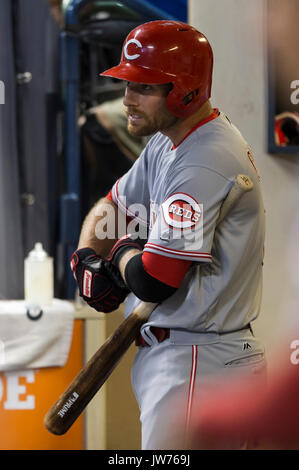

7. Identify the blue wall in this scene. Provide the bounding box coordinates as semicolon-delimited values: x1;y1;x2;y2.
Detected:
140;0;188;22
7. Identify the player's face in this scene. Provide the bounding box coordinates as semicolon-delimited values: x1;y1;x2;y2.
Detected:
123;82;178;137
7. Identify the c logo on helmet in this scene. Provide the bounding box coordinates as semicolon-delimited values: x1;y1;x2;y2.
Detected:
124;39;142;60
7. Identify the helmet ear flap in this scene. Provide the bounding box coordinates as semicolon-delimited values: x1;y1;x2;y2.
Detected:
182;89;199;106
166;82;202;118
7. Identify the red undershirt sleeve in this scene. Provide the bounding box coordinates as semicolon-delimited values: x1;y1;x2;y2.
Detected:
105;189;114;203
142;251;191;288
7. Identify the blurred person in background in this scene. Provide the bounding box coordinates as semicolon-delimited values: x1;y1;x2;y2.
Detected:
174;332;299;450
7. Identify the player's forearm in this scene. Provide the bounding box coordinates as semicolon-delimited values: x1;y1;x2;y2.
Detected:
117;249;177;303
78;197;122;257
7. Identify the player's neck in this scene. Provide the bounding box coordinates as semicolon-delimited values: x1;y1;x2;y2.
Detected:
162;101;214;147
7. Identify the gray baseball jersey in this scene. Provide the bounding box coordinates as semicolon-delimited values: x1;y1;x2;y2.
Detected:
111;111;265;335
110;110;266;449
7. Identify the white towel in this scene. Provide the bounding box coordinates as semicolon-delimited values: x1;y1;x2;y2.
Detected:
0;299;74;371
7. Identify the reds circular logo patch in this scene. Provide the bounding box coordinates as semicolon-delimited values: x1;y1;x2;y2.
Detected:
162;193;202;230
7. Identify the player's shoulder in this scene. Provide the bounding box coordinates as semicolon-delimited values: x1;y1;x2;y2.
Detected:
145;131;171;150
192;111;248;151
176;111;255;178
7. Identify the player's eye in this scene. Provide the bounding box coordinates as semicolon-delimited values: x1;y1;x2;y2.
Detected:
126;82;154;94
136;84;153;93
141;85;152;91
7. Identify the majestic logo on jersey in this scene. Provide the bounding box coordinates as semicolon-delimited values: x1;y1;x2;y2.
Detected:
124;39;142;60
162;193;202;230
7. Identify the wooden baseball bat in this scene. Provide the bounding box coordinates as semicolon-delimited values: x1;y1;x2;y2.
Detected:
44;174;253;435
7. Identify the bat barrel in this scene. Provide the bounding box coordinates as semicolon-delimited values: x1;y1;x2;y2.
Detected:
217;174;254;224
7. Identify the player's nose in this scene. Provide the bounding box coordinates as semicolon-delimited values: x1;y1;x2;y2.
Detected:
123;84;140;108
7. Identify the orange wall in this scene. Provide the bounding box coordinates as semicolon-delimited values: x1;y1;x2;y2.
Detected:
0;320;84;450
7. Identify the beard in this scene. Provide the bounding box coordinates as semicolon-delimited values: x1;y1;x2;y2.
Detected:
126;108;178;137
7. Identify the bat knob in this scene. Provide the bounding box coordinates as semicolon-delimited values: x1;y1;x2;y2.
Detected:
236;174;254;191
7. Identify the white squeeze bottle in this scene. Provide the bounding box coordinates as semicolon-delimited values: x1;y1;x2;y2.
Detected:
24;242;54;306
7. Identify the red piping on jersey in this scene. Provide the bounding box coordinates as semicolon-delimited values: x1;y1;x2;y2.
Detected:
184;345;198;442
172;108;219;150
142;251;191;288
105;189;133;224
145;242;212;261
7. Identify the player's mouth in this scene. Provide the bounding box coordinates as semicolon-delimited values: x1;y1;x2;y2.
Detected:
127;111;145;124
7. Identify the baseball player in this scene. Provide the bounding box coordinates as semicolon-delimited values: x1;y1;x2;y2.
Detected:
70;20;266;449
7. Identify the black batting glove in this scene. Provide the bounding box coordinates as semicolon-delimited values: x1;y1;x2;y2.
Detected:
70;248;129;313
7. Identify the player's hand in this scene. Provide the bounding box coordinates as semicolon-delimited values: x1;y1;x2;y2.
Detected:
71;248;129;313
107;234;147;268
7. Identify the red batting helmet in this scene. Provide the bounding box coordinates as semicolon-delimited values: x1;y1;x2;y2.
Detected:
100;20;213;118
